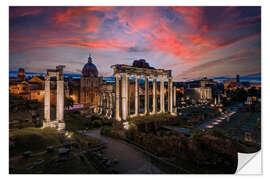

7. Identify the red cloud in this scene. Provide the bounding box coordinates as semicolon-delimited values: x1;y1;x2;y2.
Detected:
9;6;260;66
9;7;44;19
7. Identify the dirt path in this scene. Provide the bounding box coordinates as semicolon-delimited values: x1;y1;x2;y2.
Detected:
85;129;164;174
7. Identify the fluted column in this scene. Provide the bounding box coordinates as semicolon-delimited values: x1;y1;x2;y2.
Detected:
56;79;64;123
160;75;165;113
173;86;176;107
107;93;110;108
144;76;149;114
44;76;50;122
152;77;157;114
127;76;130;116
109;93;112;109
168;77;173;113
115;74;121;121
121;73;128;120
135;75;139;116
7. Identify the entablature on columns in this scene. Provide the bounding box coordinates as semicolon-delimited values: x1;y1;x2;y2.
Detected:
111;64;172;78
47;65;66;80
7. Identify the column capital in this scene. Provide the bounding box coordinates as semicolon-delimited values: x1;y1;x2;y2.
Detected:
134;74;140;79
144;75;150;79
159;74;165;79
45;75;50;81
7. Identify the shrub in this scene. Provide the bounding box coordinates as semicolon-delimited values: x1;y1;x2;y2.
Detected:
100;126;112;136
190;129;206;141
207;129;227;138
125;123;137;140
91;120;103;128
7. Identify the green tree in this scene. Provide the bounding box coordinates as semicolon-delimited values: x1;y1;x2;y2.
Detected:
65;97;74;109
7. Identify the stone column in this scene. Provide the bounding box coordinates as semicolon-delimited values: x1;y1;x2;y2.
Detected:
168;77;173;113
173;86;176;107
56;79;64;122
109;93;112;109
127;76;130;116
121;73;128;120
160;75;165;113
44;76;50;122
107;93;110;108
144;76;149;114
152;76;157;114
115;74;121;121
135;75;139;116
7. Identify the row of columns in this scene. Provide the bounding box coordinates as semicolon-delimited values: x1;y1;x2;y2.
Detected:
97;92;113;119
115;74;176;121
98;92;113;110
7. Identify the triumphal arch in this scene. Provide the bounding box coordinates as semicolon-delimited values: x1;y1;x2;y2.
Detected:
111;60;177;121
43;65;66;131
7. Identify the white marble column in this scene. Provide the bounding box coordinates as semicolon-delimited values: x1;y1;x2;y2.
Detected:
152;77;157;114
168;77;173;113
109;93;112;109
56;79;64;123
173;86;176;107
107;93;110;108
160;75;165;113
121;73;129;120
127;76;130;116
44;76;50;122
135;75;139;116
144;76;149;114
115;75;121;121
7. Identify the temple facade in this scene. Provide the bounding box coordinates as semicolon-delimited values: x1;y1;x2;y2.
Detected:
111;59;177;121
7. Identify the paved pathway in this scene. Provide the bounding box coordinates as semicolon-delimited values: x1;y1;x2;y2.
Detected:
84;129;164;174
198;105;240;130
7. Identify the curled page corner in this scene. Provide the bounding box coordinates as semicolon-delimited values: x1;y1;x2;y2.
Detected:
236;150;261;175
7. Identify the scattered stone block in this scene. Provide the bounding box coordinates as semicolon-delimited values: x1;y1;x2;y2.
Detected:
34;159;44;166
47;146;55;153
58;148;70;157
22;151;32;158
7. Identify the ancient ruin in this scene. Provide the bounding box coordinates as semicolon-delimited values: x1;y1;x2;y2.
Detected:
43;65;66;131
111;60;177;121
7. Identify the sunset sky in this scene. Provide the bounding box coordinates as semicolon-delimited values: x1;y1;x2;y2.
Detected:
9;6;261;81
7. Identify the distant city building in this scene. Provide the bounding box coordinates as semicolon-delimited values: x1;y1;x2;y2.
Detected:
17;68;26;81
69;54;103;111
185;87;212;103
9;68;69;105
223;74;252;90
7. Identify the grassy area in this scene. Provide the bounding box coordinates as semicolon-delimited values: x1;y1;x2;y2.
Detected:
9;127;64;157
128;113;177;124
65;111;111;131
11;151;97;174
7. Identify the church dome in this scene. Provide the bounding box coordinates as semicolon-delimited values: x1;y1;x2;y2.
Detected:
82;54;98;77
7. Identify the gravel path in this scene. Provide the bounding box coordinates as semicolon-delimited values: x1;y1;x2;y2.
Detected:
85;129;164;174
